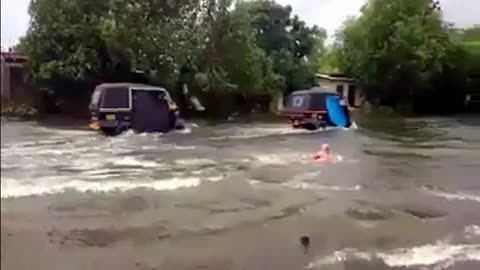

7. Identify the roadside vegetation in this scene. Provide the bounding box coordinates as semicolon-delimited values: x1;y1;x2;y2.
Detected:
333;0;479;114
9;0;480;117
16;0;324;117
1;100;38;118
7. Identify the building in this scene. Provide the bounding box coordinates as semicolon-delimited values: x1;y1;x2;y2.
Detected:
1;51;30;101
315;73;364;107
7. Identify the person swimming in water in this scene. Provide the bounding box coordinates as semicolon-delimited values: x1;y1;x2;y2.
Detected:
313;144;332;162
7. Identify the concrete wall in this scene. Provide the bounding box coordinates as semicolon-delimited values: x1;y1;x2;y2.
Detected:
1;53;31;103
1;62;11;99
1;65;30;102
316;79;340;94
316;78;364;107
270;91;284;113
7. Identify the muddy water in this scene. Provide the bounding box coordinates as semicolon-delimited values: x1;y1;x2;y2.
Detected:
1;116;480;270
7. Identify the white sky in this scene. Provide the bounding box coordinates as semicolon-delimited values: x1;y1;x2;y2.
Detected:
1;0;480;48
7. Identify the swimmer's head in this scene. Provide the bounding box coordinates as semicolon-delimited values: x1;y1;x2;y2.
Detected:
321;144;330;154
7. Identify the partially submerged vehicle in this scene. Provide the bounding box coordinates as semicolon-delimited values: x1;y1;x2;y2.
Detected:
281;87;351;130
89;83;184;135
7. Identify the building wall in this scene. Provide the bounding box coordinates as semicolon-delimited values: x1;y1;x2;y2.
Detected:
1;53;31;103
270;91;284;113
354;86;364;107
10;66;29;101
316;78;364;107
316;79;340;94
1;62;11;99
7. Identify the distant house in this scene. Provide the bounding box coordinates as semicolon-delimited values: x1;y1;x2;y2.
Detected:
315;73;364;107
1;51;30;102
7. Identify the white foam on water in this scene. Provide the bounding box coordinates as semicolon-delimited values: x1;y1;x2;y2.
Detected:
378;243;480;269
190;170;201;175
254;154;287;165
106;147;133;155
248;179;362;194
210;125;340;141
350;121;359;130
306;243;480;270
138;132;156;137
36;146;95;156
0;176;221;198
36;127;92;136
174;158;216;166
174;127;192;134
293;171;323;181
112;127;192;136
328;154;344;164
424;188;480;203
249;180;262;185
298;153;345;165
306;249;371;268
121;130;136;136
83;168;119;175
254;152;324;166
72;158;105;171
173;144;196;150
111;157;159;168
141;145;160;150
4;140;64;150
83;173;125;180
81;167;147;179
355;221;379;229
465;225;480;239
108;130;160;141
286;182;362;192
209;175;224;182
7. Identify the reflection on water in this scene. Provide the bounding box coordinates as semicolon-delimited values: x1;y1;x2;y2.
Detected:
1;115;480;269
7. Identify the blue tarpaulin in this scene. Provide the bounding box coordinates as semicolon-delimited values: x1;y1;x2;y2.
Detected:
325;95;349;128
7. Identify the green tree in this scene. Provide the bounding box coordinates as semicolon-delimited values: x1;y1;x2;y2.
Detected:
239;0;326;93
458;26;480;74
318;47;341;73
23;0;202;81
335;0;466;111
222;3;269;92
19;0;328;114
461;25;480;42
24;0;109;80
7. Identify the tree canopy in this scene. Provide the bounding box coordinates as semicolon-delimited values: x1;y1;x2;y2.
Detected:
17;0;478;114
20;0;326;106
334;0;467;111
459;26;480;75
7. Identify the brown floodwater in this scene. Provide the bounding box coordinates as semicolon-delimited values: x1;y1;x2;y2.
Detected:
1;115;480;270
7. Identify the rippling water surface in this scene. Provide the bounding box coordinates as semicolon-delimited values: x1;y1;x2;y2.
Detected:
1;115;480;270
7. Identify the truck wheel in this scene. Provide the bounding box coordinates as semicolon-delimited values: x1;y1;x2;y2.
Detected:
101;127;118;136
303;123;318;131
101;126;126;136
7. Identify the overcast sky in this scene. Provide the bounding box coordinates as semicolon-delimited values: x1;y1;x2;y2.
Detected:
1;0;479;48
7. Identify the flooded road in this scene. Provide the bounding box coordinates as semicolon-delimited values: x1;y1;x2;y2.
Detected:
1;116;480;270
